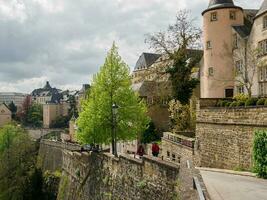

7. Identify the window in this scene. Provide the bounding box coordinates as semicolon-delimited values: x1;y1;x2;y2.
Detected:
211;12;217;21
259;83;265;96
230;11;236;20
236;86;244;94
172;154;176;161
225;88;234;98
233;34;238;48
167;151;170;158
235;60;243;73
259;68;264;81
258;40;267;55
206;41;212;49
208;67;214;76
263;16;267;30
265;67;267;80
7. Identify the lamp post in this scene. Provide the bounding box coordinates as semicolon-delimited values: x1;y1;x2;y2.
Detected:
112;103;119;157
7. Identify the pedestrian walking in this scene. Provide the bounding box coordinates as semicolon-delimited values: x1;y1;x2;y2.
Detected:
152;142;160;157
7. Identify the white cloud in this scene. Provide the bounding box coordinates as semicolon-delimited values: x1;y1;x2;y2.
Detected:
0;0;263;93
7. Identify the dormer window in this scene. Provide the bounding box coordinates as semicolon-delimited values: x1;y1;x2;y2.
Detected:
263;16;267;30
230;11;236;20
211;12;217;21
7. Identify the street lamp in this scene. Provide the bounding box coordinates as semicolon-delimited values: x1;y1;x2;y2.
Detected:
112;103;119;157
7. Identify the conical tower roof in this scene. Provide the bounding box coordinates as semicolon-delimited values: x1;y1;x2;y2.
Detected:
255;0;267;18
202;0;242;15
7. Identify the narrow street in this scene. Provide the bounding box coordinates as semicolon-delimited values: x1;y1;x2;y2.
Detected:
200;170;267;200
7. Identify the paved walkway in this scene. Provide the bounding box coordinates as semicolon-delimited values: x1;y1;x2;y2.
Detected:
200;170;267;200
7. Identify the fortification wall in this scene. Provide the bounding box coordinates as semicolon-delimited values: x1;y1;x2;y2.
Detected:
38;140;80;172
196;105;267;170
57;151;180;200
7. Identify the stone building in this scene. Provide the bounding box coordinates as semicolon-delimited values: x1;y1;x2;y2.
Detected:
132;51;202;132
132;53;173;132
0;104;12;127
201;0;267;98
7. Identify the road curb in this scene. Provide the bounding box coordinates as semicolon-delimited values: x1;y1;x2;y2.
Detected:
196;167;257;178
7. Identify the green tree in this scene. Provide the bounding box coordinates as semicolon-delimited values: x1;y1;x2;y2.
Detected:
77;43;150;154
146;10;202;104
68;95;78;118
27;103;43;127
0;125;38;199
253;130;267;179
8;101;17;120
140;122;160;144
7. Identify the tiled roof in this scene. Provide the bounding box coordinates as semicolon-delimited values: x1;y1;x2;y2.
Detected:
134;53;161;71
202;0;242;15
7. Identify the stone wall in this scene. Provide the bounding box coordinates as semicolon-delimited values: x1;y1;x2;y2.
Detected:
57;151;180;200
196;106;267;170
38;140;80;172
161;132;194;165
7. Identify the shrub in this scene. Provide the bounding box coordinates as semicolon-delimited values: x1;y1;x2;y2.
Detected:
257;98;266;106
225;102;232;107
217;100;226;107
234;93;249;102
236;100;245;107
253;130;267;179
229;101;238;107
265;99;267;106
245;98;258;107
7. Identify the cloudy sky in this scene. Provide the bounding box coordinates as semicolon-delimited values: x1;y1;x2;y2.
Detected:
0;0;262;93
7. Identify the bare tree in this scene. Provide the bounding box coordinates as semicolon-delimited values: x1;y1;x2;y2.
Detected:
145;10;202;104
234;39;265;97
146;10;202;57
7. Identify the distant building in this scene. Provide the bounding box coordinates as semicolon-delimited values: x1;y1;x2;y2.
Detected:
0;104;12;127
77;84;90;111
43;102;70;128
201;0;267;98
31;81;63;104
0;92;28;108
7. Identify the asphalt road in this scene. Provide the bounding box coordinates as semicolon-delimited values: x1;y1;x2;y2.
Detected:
200;170;267;200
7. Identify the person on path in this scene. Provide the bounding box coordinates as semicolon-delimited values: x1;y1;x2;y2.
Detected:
152;142;160;157
137;144;145;157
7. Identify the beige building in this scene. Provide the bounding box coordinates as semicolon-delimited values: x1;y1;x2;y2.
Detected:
0;104;12;127
201;0;267;98
43;102;70;128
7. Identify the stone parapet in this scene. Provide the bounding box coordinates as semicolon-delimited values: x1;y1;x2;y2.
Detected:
195;106;267;170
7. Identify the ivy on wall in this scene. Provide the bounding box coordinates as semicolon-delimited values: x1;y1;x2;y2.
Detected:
253;130;267;179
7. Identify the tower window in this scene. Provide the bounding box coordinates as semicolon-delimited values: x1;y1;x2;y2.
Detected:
211;12;217;21
208;67;214;76
206;41;212;49
230;11;236;20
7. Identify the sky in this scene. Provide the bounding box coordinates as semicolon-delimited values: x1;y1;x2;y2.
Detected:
0;0;262;93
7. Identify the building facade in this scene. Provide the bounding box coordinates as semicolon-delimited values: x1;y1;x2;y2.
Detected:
0;104;11;127
0;92;28;108
43;102;70;128
201;0;267;98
